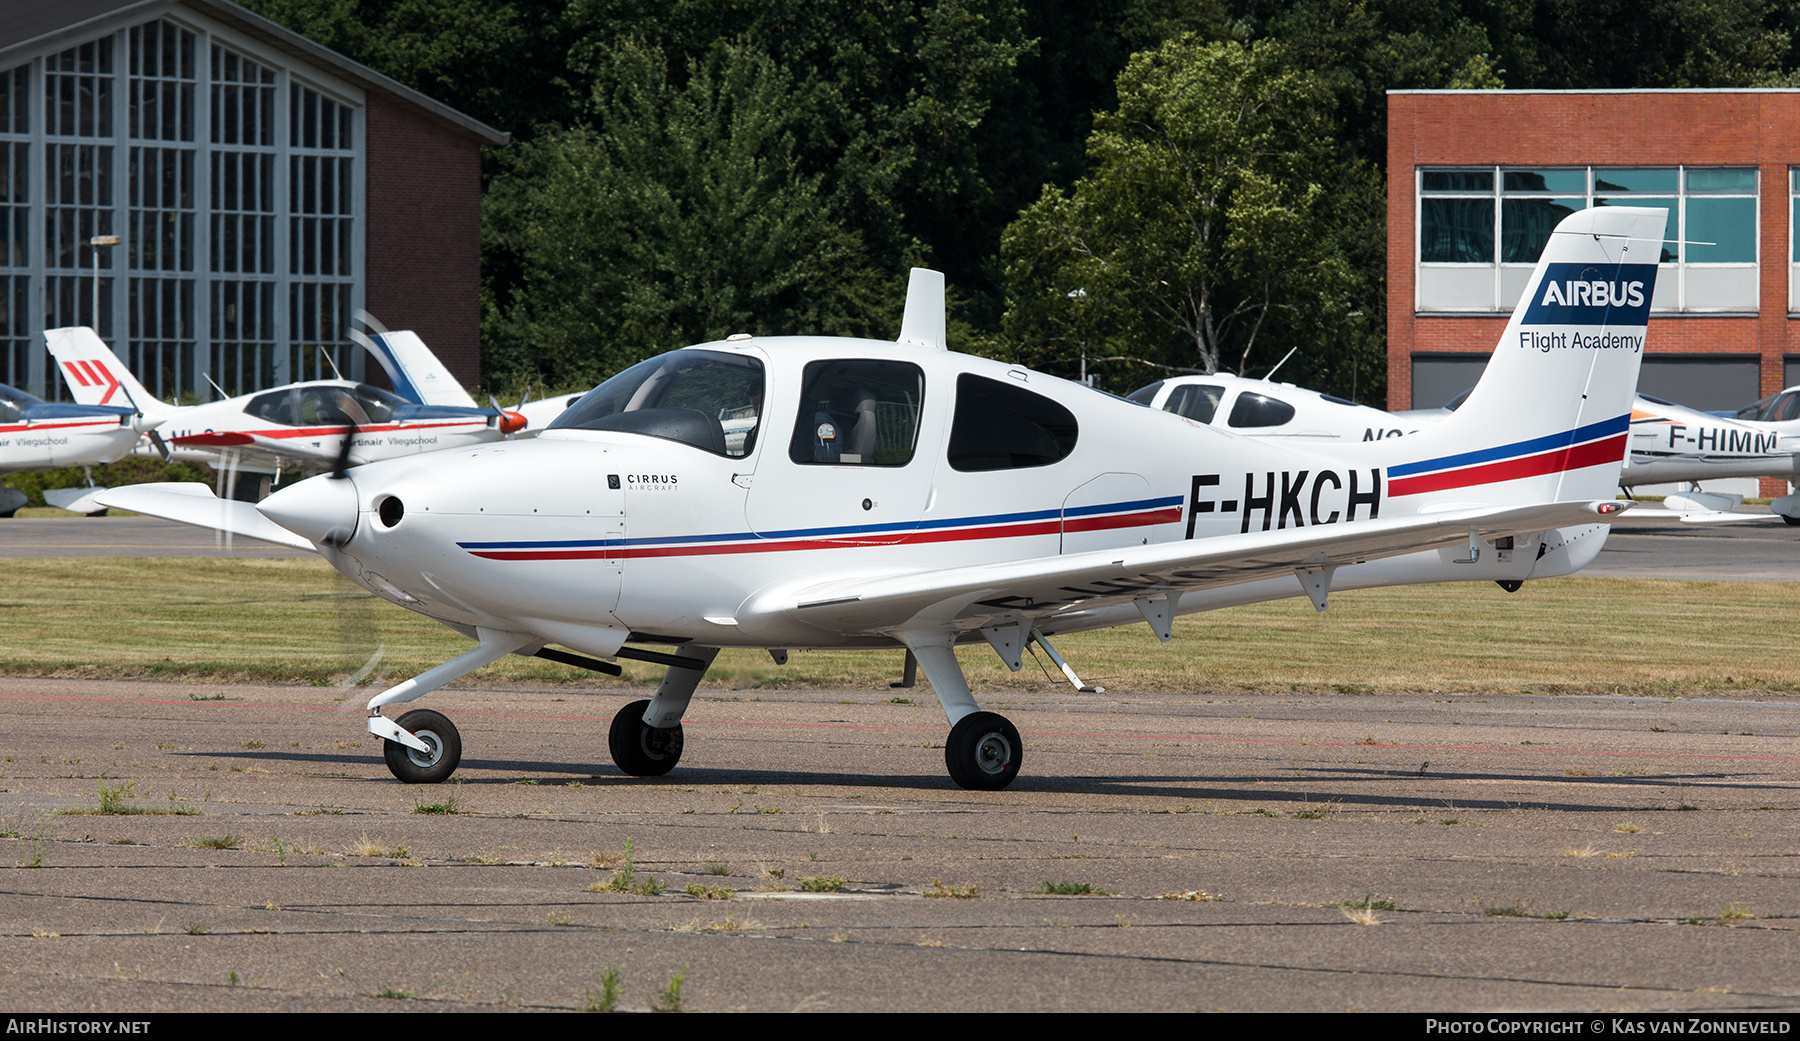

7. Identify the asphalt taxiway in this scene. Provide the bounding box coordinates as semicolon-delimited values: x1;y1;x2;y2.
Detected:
1;677;1796;1012
1;512;1796;1011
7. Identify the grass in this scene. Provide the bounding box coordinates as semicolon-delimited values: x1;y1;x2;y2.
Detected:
190;834;241;850
581;967;624;1013
1038;881;1105;896
684;884;733;900
1333;893;1397;911
412;794;462;815
64;778;200;817
923;880;983;899
797;875;847;892
594;838;665;896
4;559;1800;694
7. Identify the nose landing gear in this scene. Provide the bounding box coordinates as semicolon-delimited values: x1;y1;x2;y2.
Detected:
380;708;462;784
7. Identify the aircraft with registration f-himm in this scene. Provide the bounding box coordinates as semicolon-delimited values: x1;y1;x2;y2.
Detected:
43;325;526;485
102;206;1665;790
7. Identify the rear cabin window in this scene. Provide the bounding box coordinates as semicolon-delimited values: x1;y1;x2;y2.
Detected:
947;373;1078;471
789;359;925;466
1226;392;1296;428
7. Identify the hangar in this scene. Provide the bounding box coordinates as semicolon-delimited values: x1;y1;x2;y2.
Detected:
1388;88;1800;448
0;0;506;404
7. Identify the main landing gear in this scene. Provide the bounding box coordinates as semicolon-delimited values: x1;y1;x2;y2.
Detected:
609;699;684;775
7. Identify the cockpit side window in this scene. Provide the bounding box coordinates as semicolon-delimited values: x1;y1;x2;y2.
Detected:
947;373;1078;471
1164;384;1223;423
352;385;407;423
548;350;766;458
788;359;924;466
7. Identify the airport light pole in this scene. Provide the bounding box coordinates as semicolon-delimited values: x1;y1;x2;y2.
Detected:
89;234;120;334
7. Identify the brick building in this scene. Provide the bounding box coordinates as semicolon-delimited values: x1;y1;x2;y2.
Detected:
1388;90;1800;431
1;0;506;403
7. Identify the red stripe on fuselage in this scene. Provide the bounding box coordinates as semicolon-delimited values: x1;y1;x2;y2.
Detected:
1389;435;1627;497
0;419;118;433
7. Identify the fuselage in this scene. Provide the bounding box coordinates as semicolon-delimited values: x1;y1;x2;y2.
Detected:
0;383;142;473
149;380;512;471
269;337;1609;658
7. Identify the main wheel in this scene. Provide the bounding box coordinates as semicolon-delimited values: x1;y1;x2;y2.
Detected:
609;699;684;776
382;709;462;783
945;711;1022;790
1783;513;1800;527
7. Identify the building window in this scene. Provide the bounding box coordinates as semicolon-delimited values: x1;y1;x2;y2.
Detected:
1418;165;1756;314
0;16;361;403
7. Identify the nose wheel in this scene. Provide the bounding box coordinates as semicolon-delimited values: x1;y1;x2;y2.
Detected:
609;699;685;776
945;711;1021;790
381;709;462;783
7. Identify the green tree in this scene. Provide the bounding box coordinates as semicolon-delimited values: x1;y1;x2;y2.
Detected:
1001;36;1358;389
482;40;886;388
235;0;578;134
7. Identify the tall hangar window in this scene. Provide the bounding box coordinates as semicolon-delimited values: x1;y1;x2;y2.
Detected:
0;17;362;403
1417;166;1756;314
1789;168;1800;315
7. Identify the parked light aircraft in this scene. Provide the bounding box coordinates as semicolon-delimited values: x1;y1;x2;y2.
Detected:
101;206;1664;790
1132;371;1789;523
1126;372;1423;443
44;327;526;485
1403;388;1800;521
0;382;161;516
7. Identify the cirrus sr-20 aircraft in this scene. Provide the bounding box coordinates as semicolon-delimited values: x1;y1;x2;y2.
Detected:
44;326;526;488
103;205;1664;790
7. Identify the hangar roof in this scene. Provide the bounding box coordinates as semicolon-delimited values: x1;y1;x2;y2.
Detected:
0;0;510;145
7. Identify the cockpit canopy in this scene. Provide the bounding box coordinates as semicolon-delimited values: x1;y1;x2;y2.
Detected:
246;384;412;426
549;350;765;458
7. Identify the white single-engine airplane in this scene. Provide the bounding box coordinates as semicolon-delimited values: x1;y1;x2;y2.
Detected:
1131;368;1791;523
45;327;526;485
0;382;162;516
103;206;1663;790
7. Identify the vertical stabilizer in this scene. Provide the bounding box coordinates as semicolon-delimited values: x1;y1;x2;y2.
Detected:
898;268;947;349
1386;206;1664;507
351;328;480;408
42;327;175;419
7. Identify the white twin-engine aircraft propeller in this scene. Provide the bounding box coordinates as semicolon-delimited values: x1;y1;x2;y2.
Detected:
104;206;1664;790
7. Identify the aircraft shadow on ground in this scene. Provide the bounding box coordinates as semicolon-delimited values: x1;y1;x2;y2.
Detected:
185;750;1790;810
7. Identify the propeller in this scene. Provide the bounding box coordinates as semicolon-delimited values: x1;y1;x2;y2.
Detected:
489;388;530;439
330;391;373;480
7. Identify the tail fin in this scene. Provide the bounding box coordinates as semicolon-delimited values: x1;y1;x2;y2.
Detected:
351;326;480;408
42;327;175;419
1387;205;1665;507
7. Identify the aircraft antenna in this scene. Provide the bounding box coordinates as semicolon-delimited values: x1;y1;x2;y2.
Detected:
1262;346;1299;382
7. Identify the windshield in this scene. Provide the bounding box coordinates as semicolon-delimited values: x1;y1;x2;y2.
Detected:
548;350;765;458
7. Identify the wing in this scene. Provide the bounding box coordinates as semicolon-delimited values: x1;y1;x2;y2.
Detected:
170;431;347;472
93;483;318;552
738;500;1625;638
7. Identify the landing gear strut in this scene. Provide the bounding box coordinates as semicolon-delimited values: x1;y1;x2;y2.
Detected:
381;708;461;783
